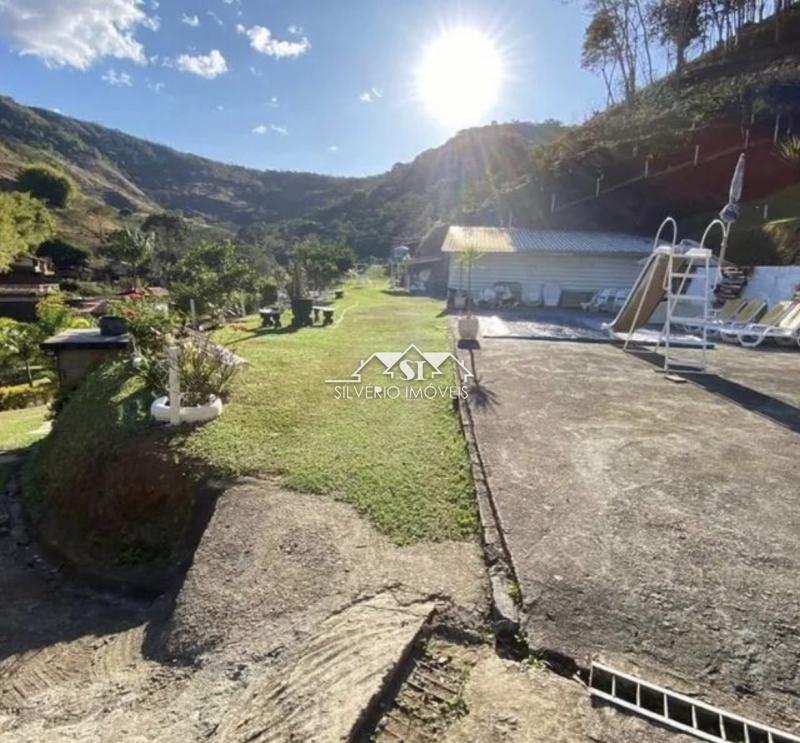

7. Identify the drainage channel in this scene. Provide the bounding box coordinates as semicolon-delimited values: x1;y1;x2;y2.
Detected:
590;663;800;743
369;636;474;742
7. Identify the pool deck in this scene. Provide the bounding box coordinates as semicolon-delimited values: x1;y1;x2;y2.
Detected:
458;315;800;732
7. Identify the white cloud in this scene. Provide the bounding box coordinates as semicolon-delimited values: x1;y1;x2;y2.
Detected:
102;67;133;86
328;145;339;152
270;96;278;106
288;24;303;35
176;49;228;78
217;105;224;111
181;14;200;27
252;123;288;136
0;0;155;70
238;24;310;58
148;81;165;93
359;87;383;103
207;10;224;27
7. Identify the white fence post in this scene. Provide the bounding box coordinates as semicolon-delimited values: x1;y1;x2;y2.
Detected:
763;204;769;221
773;113;781;144
550;193;557;213
189;298;197;329
694;144;700;165
744;128;751;148
168;344;181;426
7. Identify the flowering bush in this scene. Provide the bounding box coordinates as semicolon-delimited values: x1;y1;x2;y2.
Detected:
108;297;182;354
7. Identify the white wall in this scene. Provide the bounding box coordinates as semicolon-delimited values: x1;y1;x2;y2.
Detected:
741;266;800;303
447;252;644;302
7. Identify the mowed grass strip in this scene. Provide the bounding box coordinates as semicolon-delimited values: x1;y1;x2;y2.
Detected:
182;281;476;544
0;405;50;452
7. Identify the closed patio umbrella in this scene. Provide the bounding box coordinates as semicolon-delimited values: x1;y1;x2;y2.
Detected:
717;153;746;273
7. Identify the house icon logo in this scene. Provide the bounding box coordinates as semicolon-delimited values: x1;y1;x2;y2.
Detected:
325;344;473;385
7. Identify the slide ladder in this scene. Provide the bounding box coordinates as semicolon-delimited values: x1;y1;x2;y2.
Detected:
657;238;712;373
608;217;713;373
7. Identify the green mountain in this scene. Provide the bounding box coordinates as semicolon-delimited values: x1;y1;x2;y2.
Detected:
0;95;559;255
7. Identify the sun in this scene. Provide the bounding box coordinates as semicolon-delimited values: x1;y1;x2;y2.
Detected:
416;27;504;130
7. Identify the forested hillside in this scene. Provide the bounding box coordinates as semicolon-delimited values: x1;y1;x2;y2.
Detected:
0;96;558;257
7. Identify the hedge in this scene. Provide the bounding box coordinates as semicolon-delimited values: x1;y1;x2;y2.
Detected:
0;381;54;411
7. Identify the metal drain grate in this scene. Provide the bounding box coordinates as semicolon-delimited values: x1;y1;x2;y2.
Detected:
589;662;800;743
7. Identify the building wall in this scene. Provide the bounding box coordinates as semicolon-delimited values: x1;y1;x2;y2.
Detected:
742;266;800;304
447;252;644;305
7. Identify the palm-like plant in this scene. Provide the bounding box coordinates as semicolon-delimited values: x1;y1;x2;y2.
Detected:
455;244;484;313
778;135;800;172
106;227;155;289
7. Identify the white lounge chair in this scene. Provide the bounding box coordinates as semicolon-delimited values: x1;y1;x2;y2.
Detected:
611;288;629;314
714;299;767;341
737;302;800;348
678;297;746;332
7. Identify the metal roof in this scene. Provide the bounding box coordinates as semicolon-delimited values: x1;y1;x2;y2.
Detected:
441;227;652;256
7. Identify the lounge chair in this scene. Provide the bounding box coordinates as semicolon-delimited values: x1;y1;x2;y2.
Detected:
581;288;613;312
677;297;745;333
736;302;800;348
716;299;768;341
611;289;629;314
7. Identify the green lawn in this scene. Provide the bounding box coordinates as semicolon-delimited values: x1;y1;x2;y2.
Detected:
0;406;50;452
0;405;50;492
182;280;476;543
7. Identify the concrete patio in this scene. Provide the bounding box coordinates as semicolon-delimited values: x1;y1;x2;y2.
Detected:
458;324;800;733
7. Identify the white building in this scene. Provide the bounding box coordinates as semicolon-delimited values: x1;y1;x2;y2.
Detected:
442;226;652;306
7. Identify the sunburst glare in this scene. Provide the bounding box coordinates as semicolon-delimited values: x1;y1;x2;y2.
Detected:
416;27;504;131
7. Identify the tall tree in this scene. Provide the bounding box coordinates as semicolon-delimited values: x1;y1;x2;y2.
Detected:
652;0;704;81
0;192;54;272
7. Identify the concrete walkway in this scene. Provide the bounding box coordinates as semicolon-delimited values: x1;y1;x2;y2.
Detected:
460;337;800;733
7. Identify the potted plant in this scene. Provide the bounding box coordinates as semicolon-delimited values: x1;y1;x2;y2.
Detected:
288;258;313;327
455;244;483;340
140;337;241;424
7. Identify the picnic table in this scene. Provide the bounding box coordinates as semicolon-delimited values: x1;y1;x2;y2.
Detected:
259;307;283;328
312;305;335;325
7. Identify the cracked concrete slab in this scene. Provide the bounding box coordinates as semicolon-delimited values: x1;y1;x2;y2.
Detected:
460;338;800;732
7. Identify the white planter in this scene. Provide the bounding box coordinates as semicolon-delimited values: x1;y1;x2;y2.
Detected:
453;294;467;310
458;316;480;340
150;395;223;424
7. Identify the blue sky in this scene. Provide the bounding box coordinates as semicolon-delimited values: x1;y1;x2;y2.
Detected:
1;0;620;177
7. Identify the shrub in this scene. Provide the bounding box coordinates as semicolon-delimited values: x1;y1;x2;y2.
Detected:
37;238;90;270
107;296;181;354
36;293;93;335
133;336;240;406
0;380;53;411
778;135;800;171
17;164;75;208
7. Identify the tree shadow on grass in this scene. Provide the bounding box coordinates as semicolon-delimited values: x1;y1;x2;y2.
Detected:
224;323;329;346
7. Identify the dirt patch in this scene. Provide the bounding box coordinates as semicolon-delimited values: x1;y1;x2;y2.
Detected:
153;477;488;664
443;647;696;743
2;477;489;742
